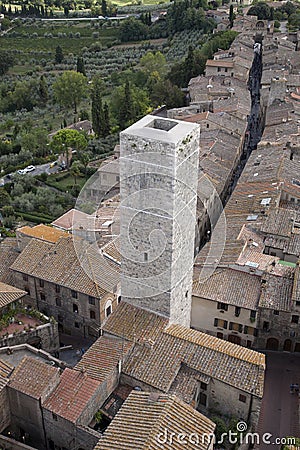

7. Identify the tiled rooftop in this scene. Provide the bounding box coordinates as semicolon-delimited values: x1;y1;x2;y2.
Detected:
103;301;169;343
51;208;89;231
193;268;261;310
17;224;68;243
8;357;59;400
104;304;265;397
0;358;13;378
43;368;100;423
95;391;215;450
259;274;294;312
0;238;20;285
10;236;119;297
0;282;26;309
75;335;133;382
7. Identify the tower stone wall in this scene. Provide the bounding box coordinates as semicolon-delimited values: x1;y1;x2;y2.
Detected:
120;115;200;327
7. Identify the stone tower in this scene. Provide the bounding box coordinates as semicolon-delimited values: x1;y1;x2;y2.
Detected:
120;115;200;327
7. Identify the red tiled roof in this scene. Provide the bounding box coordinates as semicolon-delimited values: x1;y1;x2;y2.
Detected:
43;369;100;423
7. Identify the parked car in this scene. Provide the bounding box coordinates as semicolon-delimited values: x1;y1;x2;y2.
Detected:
25;165;36;172
17;169;27;175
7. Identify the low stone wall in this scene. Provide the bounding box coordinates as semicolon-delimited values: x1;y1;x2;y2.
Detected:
0;435;38;450
0;322;59;353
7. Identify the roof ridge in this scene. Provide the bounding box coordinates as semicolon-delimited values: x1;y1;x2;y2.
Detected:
165;324;265;367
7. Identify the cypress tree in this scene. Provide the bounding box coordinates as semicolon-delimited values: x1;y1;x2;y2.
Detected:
103;102;110;137
39;75;48;103
91;76;104;137
55;45;64;64
118;80;134;129
76;57;86;77
101;0;107;16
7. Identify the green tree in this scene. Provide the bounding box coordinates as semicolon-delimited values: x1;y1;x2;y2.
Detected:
91;76;105;138
19;128;49;158
101;0;107;16
70;160;82;185
247;2;271;20
53;71;88;114
76;57;86;77
139;51;167;79
119;17;149;42
150;80;185;109
111;81;151;129
0;189;11;208
103;102;110;137
78;150;91;176
55;45;64;64
50;129;88;169
39;75;48;103
0;51;14;76
118;80;134;129
229;4;234;27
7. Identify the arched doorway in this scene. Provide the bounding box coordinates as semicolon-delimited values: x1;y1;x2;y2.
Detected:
266;337;279;351
294;342;300;352
228;335;241;345
283;339;292;352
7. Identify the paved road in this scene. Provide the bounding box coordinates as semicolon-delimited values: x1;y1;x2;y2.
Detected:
0;162;60;186
255;352;300;449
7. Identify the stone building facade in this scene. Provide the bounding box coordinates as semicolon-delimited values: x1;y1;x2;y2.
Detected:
120;115;200;327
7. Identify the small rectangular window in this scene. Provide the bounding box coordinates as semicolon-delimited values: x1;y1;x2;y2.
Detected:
235;307;241;317
55;285;60;293
40;293;46;301
23;274;28;282
71;290;78;299
52;413;57;421
217;302;228;311
200;382;207;391
89;296;95;305
56;297;61;307
250;310;256;319
73;304;78;313
239;394;246;403
106;305;112;317
274;310;279;315
90;310;96;320
39;279;44;288
292;315;299;324
74;322;80;328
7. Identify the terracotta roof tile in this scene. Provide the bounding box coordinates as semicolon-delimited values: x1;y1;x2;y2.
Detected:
17;224;68;243
193;268;261;310
0;358;13;378
8;357;59;400
103;302;169;343
43;368;100;423
0;282;26;309
75;335;133;382
95;391;215;450
10;237;119;297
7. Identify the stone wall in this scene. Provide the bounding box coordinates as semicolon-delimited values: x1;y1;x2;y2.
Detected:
120;116;200;328
256;308;300;352
7;389;46;449
0;322;59;354
0;435;38;450
0;384;10;433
